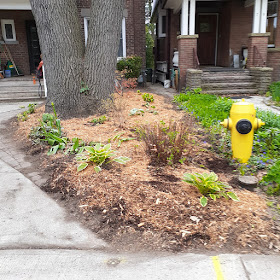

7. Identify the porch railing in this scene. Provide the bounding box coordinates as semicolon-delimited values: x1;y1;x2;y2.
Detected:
193;48;200;69
253;46;266;67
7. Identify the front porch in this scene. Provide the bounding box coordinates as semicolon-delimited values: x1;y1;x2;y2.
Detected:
152;0;277;91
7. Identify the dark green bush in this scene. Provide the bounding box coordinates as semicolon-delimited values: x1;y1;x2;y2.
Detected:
117;56;142;79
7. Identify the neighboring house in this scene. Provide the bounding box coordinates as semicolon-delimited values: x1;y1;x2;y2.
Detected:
152;0;280;93
0;0;146;76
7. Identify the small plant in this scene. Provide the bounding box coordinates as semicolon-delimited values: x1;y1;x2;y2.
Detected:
76;143;131;173
130;108;145;116
137;120;191;165
17;103;36;121
268;81;280;102
109;132;135;147
142;93;154;103
65;138;85;155
30;102;68;155
80;81;89;95
183;172;239;207
90;115;107;125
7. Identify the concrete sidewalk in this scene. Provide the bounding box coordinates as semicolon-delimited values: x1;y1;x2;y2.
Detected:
0;101;280;280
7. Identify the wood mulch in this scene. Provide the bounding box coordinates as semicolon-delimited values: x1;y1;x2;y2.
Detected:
13;89;280;254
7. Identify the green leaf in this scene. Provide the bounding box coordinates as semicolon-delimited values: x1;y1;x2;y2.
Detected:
103;143;111;151
77;162;88;172
47;145;59;156
227;192;239;201
209;194;217;201
95;143;101;150
200;196;208;207
94;166;102;173
113;156;131;164
85;146;96;154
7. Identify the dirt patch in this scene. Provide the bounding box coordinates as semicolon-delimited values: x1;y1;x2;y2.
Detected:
10;89;280;254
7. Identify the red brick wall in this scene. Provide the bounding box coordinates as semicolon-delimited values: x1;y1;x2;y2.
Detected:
0;10;34;75
178;36;197;88
125;0;146;63
229;1;253;60
267;50;280;81
247;35;269;68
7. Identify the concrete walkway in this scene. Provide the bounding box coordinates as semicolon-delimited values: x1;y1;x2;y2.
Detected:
0;101;280;279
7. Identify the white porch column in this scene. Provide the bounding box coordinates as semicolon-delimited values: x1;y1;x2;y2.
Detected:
253;0;261;33
189;0;196;35
181;0;189;35
260;0;268;33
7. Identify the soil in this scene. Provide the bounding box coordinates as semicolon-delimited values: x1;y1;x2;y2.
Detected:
10;89;280;254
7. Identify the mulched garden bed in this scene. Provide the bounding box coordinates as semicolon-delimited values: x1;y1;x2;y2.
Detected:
12;90;280;254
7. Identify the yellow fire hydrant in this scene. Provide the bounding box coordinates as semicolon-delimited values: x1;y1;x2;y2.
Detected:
220;99;265;163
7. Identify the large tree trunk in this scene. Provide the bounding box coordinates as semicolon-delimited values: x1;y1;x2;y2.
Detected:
30;0;124;118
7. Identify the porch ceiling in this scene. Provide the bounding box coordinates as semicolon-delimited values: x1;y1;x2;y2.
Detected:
0;0;31;10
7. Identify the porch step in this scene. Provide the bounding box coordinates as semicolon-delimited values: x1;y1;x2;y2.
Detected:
202;75;254;83
202;82;256;90
0;91;40;98
202;88;258;95
200;69;257;95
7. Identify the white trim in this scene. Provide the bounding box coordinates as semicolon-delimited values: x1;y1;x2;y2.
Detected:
122;17;126;58
84;17;89;45
43;65;47;97
158;9;166;38
0;4;31;10
1;19;17;42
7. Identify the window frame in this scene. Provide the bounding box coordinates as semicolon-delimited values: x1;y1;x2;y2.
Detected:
1;19;17;42
84;17;126;59
267;0;278;47
158;10;166;38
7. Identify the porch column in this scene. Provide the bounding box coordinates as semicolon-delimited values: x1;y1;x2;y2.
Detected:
189;0;196;35
181;0;189;35
177;34;199;89
247;0;270;68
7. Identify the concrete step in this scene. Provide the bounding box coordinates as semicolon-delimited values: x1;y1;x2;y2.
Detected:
0;81;44;87
0;96;46;103
202;88;258;95
202;76;253;83
0;91;40;98
202;82;256;90
202;70;250;75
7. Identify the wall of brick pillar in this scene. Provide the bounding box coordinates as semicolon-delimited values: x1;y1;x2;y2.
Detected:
178;35;198;89
247;34;269;68
267;49;280;81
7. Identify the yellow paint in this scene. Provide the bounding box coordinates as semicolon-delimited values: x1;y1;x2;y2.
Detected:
220;99;265;163
211;256;224;280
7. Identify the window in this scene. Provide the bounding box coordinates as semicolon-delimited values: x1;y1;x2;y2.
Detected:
1;19;16;42
84;17;126;58
158;10;166;38
267;0;278;47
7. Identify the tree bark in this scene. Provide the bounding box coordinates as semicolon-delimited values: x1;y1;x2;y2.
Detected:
30;0;124;118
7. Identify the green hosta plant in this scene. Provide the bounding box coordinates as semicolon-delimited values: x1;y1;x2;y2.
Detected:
142;93;154;103
262;159;280;195
76;143;131;173
183;172;239;207
130;108;145;116
90;115;107;125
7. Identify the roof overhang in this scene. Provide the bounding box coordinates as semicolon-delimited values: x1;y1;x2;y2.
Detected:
0;0;31;10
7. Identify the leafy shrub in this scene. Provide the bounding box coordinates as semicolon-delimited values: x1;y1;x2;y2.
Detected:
116;56;142;79
269;81;280;102
76;143;131;173
142;93;154;103
183;172;239;207
262;159;280;195
30;102;68;155
137;120;191;165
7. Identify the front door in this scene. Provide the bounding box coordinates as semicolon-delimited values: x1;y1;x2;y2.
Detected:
26;20;41;74
196;14;218;65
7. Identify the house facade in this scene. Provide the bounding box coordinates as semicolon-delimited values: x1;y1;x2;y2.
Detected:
0;0;146;76
152;0;280;92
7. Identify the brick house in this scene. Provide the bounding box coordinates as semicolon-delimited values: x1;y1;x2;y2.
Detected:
152;0;280;94
0;0;146;76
